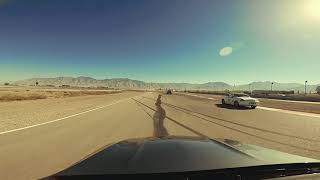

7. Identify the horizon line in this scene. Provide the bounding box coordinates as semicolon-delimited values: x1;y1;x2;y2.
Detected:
5;76;319;86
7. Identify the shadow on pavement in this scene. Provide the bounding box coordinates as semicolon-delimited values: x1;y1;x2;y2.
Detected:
215;104;252;110
140;96;320;152
132;96;207;138
153;95;169;137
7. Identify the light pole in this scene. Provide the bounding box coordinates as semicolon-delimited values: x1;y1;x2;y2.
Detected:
305;80;308;95
271;82;274;91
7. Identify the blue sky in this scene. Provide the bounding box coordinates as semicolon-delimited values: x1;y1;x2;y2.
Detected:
0;0;319;84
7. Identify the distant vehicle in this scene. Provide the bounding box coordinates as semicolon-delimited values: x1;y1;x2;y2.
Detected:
46;136;320;179
277;94;287;97
222;93;259;109
166;89;172;94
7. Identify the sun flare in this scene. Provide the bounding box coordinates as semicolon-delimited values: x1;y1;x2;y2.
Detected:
305;0;320;21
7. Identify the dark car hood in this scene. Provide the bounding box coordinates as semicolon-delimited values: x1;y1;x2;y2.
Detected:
55;136;318;176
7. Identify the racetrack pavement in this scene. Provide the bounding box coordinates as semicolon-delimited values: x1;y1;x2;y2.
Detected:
1;92;320;179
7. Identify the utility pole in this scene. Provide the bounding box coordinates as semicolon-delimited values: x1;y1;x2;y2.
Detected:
305;80;308;95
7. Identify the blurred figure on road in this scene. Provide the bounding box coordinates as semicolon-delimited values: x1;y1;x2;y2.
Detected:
155;94;162;106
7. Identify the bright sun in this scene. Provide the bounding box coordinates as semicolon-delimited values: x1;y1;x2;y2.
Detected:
305;0;320;20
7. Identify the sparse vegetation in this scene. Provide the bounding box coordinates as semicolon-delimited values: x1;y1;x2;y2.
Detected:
0;94;47;101
4;82;10;86
0;88;122;102
317;86;320;95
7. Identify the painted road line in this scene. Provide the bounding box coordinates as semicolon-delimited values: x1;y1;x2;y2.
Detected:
259;98;320;105
180;93;216;100
181;93;319;118
257;106;320;118
0;94;147;135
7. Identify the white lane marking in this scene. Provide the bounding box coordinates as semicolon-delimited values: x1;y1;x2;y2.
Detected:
180;93;320;118
258;98;320;105
182;93;320;105
257;106;320;118
0;94;146;135
179;93;216;100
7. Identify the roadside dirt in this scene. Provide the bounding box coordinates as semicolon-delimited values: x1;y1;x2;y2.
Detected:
0;87;121;102
0;91;142;132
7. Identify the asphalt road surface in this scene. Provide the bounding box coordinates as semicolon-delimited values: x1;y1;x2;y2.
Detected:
1;92;320;179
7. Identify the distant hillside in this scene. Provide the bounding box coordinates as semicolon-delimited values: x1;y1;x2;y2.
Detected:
236;81;318;93
14;76;146;89
14;77;319;92
14;77;232;90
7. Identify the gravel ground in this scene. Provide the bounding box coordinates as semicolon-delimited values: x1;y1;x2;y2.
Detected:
0;87;121;101
0;91;141;132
